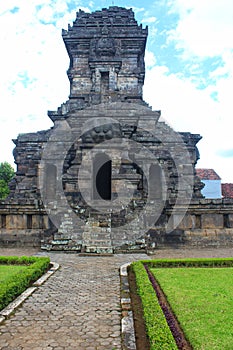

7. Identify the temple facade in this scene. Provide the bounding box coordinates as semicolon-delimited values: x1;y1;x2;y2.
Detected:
1;7;233;252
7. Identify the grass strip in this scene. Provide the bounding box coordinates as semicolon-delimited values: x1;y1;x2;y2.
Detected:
145;264;191;349
152;266;233;350
0;256;50;311
131;261;178;350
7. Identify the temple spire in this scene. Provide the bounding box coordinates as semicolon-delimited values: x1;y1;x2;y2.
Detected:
62;7;148;106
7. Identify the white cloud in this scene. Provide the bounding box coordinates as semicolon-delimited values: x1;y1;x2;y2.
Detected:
141;16;157;24
130;6;145;14
140;0;233;182
145;50;157;68
167;0;233;58
143;62;233;182
144;65;217;133
0;1;78;166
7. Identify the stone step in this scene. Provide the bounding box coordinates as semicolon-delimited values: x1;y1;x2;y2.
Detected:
50;239;70;245
41;241;82;252
82;228;111;234
84;246;114;254
82;240;112;247
82;232;111;238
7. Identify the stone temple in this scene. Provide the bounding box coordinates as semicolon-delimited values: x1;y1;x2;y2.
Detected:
1;7;233;252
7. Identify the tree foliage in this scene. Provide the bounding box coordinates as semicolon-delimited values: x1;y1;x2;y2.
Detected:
0;162;15;199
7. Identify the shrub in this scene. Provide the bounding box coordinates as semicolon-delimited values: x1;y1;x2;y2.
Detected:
140;257;233;269
0;162;15;199
131;261;178;350
131;258;233;349
0;256;50;311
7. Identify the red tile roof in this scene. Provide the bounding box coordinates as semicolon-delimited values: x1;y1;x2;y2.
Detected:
196;168;221;180
221;183;233;198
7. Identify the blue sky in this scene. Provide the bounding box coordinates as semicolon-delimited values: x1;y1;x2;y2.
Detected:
0;0;233;182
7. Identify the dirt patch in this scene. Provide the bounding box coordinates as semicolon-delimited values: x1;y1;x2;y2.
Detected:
0;248;40;256
128;268;150;350
149;247;233;259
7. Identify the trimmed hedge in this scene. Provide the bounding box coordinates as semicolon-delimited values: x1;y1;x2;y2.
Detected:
140;257;233;269
131;258;233;349
130;261;178;350
0;256;45;266
0;256;50;311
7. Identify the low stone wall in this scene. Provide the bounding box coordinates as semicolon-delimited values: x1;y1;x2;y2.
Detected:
0;198;233;250
151;198;233;249
0;201;49;247
0;229;45;247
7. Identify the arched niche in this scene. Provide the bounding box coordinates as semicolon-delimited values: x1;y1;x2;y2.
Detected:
93;153;112;200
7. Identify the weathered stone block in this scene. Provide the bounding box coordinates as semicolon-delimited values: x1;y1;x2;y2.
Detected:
228;214;233;228
201;214;224;229
32;215;41;229
171;214;195;230
6;215;25;229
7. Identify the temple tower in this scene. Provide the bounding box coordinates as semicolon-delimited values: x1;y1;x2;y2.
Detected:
2;7;207;252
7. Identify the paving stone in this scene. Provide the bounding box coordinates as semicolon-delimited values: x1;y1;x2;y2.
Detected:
0;253;147;349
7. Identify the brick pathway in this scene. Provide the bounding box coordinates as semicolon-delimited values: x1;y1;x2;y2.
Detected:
0;247;232;350
0;252;148;350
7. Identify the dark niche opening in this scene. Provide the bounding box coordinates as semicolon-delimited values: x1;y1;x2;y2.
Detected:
93;153;111;200
27;214;32;229
149;164;162;200
101;71;109;92
1;214;6;228
46;164;57;200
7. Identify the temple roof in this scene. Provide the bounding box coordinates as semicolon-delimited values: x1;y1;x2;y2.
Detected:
62;6;148;38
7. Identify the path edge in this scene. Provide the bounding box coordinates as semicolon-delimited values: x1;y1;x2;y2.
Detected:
120;262;137;350
0;261;60;324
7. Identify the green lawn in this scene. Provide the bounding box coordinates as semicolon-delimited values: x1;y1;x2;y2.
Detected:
0;265;28;284
151;267;233;350
0;256;50;311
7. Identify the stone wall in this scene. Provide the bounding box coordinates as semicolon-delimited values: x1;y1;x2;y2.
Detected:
146;198;233;250
0;201;50;247
1;197;233;250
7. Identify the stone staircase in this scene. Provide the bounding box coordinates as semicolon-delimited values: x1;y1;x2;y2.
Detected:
81;214;113;254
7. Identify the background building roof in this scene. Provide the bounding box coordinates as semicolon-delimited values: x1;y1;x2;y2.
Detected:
196;168;221;180
221;183;233;198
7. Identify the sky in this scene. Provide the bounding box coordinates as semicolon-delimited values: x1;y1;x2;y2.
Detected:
0;0;232;182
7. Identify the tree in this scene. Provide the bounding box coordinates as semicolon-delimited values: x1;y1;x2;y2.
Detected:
0;162;15;199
